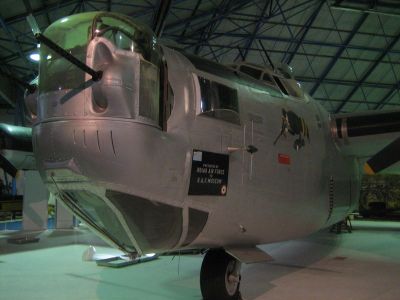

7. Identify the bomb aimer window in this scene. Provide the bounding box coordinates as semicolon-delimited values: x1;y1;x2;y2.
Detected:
198;76;240;125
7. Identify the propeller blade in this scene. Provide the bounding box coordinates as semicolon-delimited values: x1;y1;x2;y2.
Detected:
364;137;400;175
0;154;18;177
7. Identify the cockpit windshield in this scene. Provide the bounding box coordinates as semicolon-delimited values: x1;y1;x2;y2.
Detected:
90;12;159;64
39;12;161;93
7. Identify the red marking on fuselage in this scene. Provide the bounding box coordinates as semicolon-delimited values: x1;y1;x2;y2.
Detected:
278;153;291;165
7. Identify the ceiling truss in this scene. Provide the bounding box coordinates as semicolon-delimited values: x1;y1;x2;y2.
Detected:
0;0;398;118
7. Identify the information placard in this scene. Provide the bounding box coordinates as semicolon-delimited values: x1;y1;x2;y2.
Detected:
188;150;229;196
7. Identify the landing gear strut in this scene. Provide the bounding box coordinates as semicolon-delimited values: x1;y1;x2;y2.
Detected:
200;249;242;300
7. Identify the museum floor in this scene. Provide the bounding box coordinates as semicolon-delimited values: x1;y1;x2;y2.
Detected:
0;220;399;300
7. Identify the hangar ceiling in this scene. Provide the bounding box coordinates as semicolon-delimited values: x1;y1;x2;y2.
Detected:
0;0;399;122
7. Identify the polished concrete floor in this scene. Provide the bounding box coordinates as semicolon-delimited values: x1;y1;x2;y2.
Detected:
0;220;399;300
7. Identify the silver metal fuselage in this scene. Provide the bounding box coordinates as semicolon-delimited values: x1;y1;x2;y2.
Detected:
33;41;360;255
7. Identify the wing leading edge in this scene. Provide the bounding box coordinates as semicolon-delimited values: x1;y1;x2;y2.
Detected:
333;110;400;175
0;123;35;177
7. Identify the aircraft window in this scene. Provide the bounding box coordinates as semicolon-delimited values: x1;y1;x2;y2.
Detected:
106;190;183;252
39;48;87;93
139;60;160;123
101;29;132;50
239;65;262;80
64;190;136;252
39;13;96;93
263;73;274;84
226;64;239;70
39;12;162;94
159;61;174;130
176;50;283;98
273;76;289;95
198;76;240;124
91;13;160;65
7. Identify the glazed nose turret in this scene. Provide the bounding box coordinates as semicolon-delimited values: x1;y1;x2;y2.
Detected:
35;12;163;129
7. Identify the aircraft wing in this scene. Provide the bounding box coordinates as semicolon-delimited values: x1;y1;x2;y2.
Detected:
333;110;400;175
0;123;35;177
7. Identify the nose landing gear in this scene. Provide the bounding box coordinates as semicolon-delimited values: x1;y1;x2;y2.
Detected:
200;249;242;300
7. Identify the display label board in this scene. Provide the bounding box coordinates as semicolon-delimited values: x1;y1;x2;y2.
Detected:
188;150;229;196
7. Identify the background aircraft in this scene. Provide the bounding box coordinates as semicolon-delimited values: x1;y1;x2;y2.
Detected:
1;9;400;300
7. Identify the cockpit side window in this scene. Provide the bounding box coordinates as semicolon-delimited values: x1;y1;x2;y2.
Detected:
139;60;160;123
273;76;289;96
239;65;262;80
198;76;240;125
263;73;274;85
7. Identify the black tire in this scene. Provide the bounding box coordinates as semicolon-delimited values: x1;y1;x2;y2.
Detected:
359;210;370;218
200;249;241;300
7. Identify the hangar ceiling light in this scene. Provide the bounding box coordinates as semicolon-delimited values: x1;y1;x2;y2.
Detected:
28;53;40;62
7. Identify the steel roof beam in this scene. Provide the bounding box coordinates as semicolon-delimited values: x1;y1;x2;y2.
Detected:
224;15;397;39
297;76;397;89
5;26;400;65
0;74;17;108
181;24;400;55
71;0;85;15
166;0;256;34
3;45;37;63
285;0;324;65
207;31;400;54
91;0;148;7
0;37;38;46
0;17;34;73
238;0;271;61
152;0;172;37
308;13;368;97
174;0;317;46
22;0;33;13
180;0;322;60
335;31;400;113
331;3;400;18
4;0;77;25
214;6;321;61
193;1;226;55
373;83;400;109
193;0;243;55
176;39;400;64
0;64;31;73
85;1;101;11
313;97;400;107
0;43;16;55
179;0;202;38
264;0;317;24
275;0;325;94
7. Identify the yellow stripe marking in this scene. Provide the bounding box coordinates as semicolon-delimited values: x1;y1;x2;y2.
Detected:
364;163;375;175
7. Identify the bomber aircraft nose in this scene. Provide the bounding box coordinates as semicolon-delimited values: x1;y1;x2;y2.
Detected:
32;11;188;257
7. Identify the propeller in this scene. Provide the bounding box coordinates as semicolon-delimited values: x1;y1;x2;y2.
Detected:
0;154;18;178
364;137;400;175
0;125;17;177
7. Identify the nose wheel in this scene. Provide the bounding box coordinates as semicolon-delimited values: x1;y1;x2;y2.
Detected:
200;249;242;300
